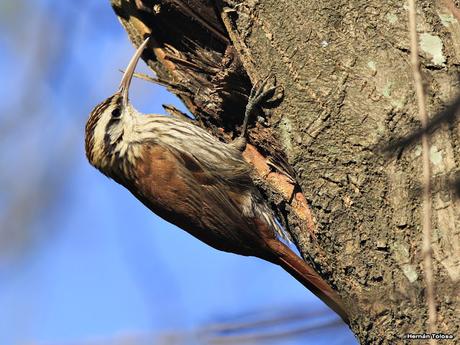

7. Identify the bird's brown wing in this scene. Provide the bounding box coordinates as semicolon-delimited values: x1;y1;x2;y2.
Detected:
128;143;271;256
171;145;275;255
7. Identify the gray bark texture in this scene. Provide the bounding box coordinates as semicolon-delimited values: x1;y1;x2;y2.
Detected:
110;0;459;343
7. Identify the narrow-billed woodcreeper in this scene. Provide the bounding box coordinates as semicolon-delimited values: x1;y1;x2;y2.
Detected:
85;38;349;324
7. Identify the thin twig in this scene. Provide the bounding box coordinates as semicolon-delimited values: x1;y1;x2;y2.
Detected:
407;1;436;343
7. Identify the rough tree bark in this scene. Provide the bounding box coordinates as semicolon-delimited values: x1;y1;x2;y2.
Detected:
110;1;459;343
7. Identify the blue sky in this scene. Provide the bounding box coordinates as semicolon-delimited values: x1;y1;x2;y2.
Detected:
0;1;356;344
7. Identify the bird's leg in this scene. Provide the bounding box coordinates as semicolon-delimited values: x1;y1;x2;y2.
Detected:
232;75;284;151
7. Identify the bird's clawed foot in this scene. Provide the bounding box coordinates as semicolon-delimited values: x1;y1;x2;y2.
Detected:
249;75;284;111
239;75;284;140
232;75;283;152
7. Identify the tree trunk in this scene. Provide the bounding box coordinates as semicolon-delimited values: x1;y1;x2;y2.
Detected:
110;0;459;343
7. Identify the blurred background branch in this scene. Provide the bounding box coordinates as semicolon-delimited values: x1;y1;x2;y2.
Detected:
39;307;345;345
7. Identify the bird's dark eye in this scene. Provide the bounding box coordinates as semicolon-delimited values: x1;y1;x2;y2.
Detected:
111;107;121;118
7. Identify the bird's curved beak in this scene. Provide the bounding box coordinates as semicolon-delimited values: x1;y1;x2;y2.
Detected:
119;37;150;108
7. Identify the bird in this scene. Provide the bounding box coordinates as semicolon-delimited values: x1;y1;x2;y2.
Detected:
85;37;349;324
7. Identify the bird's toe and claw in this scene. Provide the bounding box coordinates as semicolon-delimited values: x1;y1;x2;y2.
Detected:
249;75;284;110
237;75;284;147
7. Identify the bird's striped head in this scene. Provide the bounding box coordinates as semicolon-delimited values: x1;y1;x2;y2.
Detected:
85;37;150;172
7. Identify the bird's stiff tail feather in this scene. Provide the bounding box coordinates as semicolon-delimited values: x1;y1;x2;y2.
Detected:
273;241;350;325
